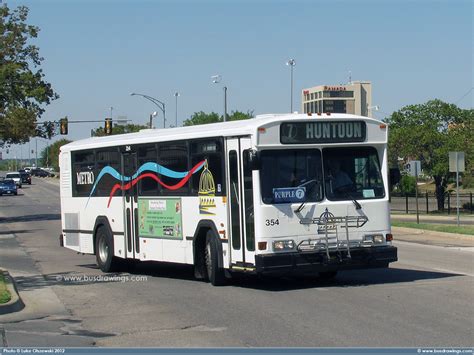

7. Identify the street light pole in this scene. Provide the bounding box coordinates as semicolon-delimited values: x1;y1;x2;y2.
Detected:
174;92;180;127
212;75;228;122
149;111;157;129
130;93;166;128
223;86;227;122
286;59;296;113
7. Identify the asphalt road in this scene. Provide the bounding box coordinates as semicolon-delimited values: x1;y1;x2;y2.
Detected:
0;178;473;347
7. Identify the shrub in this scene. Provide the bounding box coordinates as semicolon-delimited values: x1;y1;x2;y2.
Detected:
399;175;417;194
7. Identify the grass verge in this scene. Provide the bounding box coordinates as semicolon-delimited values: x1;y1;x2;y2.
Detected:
0;272;12;304
392;221;474;236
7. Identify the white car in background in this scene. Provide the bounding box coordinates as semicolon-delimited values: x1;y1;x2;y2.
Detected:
5;172;22;188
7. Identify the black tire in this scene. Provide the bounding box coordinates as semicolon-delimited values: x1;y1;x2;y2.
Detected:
95;226;119;272
204;231;226;286
319;271;338;280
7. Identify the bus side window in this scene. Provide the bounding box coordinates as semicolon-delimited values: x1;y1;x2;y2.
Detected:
72;150;95;197
190;138;225;196
138;144;159;196
158;141;189;195
95;148;120;197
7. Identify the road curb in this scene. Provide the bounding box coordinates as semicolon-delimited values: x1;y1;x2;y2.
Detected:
0;270;25;315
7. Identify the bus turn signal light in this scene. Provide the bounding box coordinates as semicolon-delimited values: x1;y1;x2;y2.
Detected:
258;242;267;250
386;233;393;242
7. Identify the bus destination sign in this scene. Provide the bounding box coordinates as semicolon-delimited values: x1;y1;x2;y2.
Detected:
280;121;367;144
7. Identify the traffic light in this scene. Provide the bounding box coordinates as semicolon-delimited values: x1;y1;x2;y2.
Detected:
104;118;113;135
60;117;68;135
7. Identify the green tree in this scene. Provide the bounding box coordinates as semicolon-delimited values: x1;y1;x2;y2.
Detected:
0;4;58;145
183;111;221;126
386;99;474;210
39;139;71;171
91;123;148;137
227;110;254;122
183;110;253;126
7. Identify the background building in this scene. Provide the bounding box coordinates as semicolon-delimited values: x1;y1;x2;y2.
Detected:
301;81;373;117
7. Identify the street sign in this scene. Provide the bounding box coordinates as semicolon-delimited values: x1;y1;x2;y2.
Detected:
406;160;421;177
449;152;465;172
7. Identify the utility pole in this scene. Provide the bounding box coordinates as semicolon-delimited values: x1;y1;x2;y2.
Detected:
286;59;296;113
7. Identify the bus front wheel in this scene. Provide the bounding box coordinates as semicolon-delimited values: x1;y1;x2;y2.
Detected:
95;226;118;272
204;231;226;286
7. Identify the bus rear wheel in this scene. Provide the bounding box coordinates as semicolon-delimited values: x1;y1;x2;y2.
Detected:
95;226;118;272
204;231;226;286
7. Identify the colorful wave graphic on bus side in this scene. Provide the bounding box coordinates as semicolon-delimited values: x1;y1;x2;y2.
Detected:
86;160;206;207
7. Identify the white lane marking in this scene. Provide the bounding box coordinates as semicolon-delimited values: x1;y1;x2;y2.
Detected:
445;247;474;252
0;234;15;240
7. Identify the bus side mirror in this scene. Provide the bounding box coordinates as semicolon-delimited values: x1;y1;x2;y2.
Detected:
244;149;260;170
389;167;401;187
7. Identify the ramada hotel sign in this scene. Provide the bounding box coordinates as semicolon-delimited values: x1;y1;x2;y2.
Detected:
303;86;347;95
280;121;366;144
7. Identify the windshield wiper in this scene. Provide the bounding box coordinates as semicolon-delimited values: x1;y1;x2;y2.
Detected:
343;191;362;210
294;180;320;213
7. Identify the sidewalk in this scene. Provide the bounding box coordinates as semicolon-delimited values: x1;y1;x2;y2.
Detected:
392;226;474;248
0;230;94;347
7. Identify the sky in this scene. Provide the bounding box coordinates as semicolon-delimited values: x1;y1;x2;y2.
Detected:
2;0;473;160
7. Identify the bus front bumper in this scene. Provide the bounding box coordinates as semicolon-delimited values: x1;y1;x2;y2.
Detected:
255;245;397;274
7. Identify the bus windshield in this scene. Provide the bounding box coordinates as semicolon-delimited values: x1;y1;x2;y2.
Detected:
260;147;385;204
323;147;385;201
260;149;324;204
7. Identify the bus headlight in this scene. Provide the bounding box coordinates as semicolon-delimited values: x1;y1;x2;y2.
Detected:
273;240;295;251
363;234;384;244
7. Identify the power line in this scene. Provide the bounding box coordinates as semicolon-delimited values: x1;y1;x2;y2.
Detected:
454;87;473;105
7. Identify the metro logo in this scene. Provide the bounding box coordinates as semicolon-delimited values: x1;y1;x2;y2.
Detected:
76;171;95;185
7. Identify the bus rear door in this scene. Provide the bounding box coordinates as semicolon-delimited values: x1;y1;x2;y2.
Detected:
121;151;139;259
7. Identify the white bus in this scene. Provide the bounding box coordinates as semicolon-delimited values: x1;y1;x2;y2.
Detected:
59;113;398;285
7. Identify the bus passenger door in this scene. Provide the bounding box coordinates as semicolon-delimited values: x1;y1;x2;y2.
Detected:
226;137;256;269
122;152;139;259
